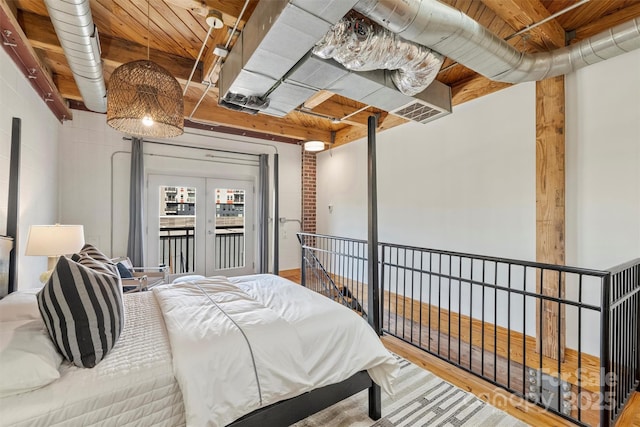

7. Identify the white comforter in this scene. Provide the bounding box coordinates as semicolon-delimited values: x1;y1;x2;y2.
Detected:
153;274;398;427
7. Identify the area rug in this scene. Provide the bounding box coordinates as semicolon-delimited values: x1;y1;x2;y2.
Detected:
293;356;529;427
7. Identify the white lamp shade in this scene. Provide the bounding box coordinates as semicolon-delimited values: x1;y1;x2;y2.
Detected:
25;225;85;256
304;140;325;152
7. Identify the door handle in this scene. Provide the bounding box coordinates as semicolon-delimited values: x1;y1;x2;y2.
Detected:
207;230;214;235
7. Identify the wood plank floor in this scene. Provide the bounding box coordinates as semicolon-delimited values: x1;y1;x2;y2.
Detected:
279;269;640;427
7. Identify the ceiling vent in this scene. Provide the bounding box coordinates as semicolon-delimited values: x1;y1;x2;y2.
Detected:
389;77;452;124
392;101;444;124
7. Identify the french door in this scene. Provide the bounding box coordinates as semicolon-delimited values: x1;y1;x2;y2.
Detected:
146;174;255;278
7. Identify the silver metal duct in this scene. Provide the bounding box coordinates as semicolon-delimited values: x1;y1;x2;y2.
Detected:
219;0;360;117
219;0;452;123
355;0;640;83
287;52;451;123
313;17;443;96
44;0;107;112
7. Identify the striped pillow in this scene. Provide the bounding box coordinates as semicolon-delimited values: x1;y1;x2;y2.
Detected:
72;253;118;276
73;244;118;276
77;243;111;263
37;256;124;368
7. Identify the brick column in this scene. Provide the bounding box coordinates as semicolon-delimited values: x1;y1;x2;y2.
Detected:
301;149;316;234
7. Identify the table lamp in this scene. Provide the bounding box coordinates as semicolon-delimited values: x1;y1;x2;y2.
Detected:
25;224;85;282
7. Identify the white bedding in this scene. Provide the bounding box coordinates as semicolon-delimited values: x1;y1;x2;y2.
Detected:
0;292;185;427
154;274;398;427
0;274;397;427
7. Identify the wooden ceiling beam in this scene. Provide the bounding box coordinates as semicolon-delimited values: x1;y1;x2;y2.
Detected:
574;3;640;42
53;73;82;101
451;74;512;106
309;99;387;127
303;90;335;110
19;10;201;84
333;112;404;147
481;0;566;49
0;0;72;122
57;72;328;142
183;97;330;142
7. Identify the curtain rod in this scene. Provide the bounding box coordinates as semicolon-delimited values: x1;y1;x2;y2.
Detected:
122;137;264;158
123;132;281;156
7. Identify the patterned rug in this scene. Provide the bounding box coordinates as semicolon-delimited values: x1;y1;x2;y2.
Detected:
293;356;529;427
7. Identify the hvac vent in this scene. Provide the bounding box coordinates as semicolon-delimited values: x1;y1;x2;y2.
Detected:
391;100;445;124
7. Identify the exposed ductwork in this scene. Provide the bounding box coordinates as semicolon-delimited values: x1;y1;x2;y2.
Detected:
287;52;451;123
219;0;451;123
313;16;444;96
354;0;640;84
44;0;107;113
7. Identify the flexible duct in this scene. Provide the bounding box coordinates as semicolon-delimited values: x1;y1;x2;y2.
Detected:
354;0;640;83
44;0;107;112
313;17;443;95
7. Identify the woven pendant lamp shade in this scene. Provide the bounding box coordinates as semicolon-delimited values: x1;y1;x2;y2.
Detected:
107;60;184;138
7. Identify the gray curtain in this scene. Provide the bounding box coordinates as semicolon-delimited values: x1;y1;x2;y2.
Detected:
127;138;144;265
258;154;269;273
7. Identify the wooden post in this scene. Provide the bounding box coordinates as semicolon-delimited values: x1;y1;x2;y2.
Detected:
536;75;566;361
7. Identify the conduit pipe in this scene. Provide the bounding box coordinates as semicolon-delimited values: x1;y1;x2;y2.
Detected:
354;0;640;83
44;0;107;112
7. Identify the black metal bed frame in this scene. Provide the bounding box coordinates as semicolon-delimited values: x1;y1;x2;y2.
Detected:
229;371;380;427
298;232;640;427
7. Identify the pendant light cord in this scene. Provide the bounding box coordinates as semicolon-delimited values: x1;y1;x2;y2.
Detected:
147;0;150;60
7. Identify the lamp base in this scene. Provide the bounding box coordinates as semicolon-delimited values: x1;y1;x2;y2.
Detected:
47;256;59;271
39;269;53;284
39;256;60;283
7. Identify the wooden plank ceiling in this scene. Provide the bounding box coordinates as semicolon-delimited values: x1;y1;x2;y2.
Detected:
3;0;640;146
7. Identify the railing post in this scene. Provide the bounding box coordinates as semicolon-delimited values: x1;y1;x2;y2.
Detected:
600;273;612;427
299;234;306;287
379;244;385;332
367;115;380;335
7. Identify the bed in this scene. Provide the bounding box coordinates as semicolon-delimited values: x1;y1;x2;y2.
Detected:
0;273;398;426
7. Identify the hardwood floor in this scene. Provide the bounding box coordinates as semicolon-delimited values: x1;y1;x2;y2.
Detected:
279;269;640;427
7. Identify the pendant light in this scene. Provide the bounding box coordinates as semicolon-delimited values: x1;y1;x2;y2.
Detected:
106;1;184;138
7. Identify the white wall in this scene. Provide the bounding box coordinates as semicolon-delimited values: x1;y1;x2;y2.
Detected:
0;47;61;289
58;110;302;272
318;81;536;261
317;49;640;356
565;49;640;270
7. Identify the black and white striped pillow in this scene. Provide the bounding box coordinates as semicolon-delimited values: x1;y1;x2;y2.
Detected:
72;244;118;276
37;256;124;368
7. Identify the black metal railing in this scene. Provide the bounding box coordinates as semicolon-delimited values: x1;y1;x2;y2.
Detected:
604;259;640;423
297;232;640;427
160;226;195;273
299;239;362;312
159;227;246;273
215;229;245;270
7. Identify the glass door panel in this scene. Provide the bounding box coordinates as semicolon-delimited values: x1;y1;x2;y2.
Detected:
214;188;245;270
206;179;254;277
146;175;206;277
159;185;196;274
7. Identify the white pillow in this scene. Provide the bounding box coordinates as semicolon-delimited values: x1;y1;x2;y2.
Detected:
0;318;63;397
0;289;42;322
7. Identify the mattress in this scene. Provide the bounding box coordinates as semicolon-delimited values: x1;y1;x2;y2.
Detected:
0;292;185;427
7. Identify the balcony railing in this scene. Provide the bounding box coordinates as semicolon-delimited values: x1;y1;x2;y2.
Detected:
160;226;195;273
159;226;245;273
298;232;640;427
